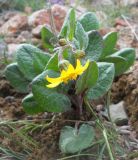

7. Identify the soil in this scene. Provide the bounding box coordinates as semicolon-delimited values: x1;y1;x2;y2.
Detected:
112;61;138;138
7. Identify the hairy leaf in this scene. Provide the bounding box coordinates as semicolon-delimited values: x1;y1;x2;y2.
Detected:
79;12;99;32
59;124;95;154
86;62;114;100
22;93;45;114
16;44;50;80
100;32;118;59
32;70;71;113
75;22;88;50
85;31;103;61
76;61;98;94
5;63;30;93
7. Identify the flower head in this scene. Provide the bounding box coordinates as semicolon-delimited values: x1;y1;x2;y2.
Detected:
46;59;89;88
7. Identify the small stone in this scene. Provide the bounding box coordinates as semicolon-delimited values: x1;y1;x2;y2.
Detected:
5;96;15;103
16;30;32;43
32;25;45;38
109;101;128;126
8;44;20;56
28;4;67;32
0;14;28;36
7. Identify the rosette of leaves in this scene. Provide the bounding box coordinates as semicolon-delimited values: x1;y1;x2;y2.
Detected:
5;8;135;154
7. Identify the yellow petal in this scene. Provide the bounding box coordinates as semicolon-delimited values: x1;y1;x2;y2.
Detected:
61;70;67;77
75;59;82;71
46;75;62;84
82;60;90;71
75;59;90;75
46;81;61;88
67;63;75;73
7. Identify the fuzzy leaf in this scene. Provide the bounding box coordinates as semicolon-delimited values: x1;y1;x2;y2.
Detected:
68;8;76;41
85;31;103;61
32;70;71;113
76;61;98;94
22;93;45;114
75;22;88;50
45;52;59;71
86;62;114;100
59;124;95;154
111;48;135;74
5;63;30;93
59;8;75;39
16;44;50;81
79;12;99;32
41;26;57;51
101;55;127;76
100;32;118;59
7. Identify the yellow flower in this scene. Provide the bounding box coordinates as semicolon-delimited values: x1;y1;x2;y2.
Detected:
46;59;90;88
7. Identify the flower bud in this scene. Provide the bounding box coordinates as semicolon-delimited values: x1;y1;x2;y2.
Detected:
59;38;67;46
58;59;70;70
74;50;85;58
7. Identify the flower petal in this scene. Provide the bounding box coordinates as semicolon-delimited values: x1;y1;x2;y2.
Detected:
46;76;62;84
46;81;61;88
67;63;75;73
75;59;82;71
61;70;67;77
75;59;90;75
83;60;90;71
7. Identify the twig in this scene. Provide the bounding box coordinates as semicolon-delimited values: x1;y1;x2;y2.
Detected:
121;15;138;41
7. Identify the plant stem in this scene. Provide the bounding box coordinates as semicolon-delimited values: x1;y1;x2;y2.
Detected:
84;99;103;129
106;91;117;131
57;153;97;160
103;129;114;160
78;95;83;116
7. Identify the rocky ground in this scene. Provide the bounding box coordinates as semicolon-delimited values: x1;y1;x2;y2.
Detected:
0;2;138;160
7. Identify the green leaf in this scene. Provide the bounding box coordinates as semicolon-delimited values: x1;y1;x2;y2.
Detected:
75;22;88;50
59;8;75;39
68;8;76;41
111;48;135;74
76;61;98;94
86;62;114;100
22;93;45;114
32;70;71;113
59;124;95;154
45;52;59;71
72;38;80;49
79;12;99;32
102;55;127;76
85;31;103;61
5;63;29;93
100;32;118;59
16;44;50;81
41;26;57;50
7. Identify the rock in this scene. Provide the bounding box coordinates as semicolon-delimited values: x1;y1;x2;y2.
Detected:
109;101;128;126
32;25;45;38
28;4;67;32
3;11;19;21
0;14;28;36
52;4;67;31
115;18;127;27
16;31;32;43
8;44;20;56
0;41;7;57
